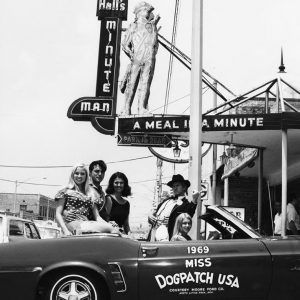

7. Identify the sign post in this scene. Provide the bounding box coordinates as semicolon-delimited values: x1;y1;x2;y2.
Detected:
189;0;203;240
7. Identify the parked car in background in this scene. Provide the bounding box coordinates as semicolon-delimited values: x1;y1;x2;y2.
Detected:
34;220;61;239
0;214;41;243
0;206;299;300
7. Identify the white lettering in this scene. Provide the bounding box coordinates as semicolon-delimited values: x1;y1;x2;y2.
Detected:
218;274;239;288
172;120;179;129
103;103;109;112
156;121;162;129
104;70;111;80
202;119;210;128
120;2;125;10
99;0;126;11
186;272;195;283
248;117;255;126
145;121;154;129
98;0;106;10
230;118;237;127
133;121;141;130
104;58;112;67
214;119;224;127
103;83;110;92
81;102;91;111
257;117;263;126
93;103;100;111
154;272;215;290
184;119;189;128
165;275;173;286
163;120;172;129
206;272;214;284
106;21;116;30
155;275;166;289
185;258;212;268
105;45;114;56
239;118;247;127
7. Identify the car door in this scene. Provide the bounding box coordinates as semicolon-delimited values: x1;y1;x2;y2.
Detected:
138;237;272;300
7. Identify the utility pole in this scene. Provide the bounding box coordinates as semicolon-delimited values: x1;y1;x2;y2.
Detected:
14;180;18;214
154;158;163;208
211;80;218;205
189;0;203;239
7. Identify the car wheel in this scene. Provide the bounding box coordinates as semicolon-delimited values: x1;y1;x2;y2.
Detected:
45;273;100;300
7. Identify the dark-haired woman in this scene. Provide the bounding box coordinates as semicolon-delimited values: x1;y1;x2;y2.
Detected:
105;172;131;234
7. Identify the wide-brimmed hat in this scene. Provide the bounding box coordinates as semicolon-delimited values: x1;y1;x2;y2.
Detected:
133;2;154;16
167;174;190;188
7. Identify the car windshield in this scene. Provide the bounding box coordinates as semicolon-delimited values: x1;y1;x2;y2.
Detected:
207;206;261;238
9;220;24;236
38;227;61;239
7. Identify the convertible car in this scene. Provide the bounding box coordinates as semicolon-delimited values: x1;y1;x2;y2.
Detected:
0;205;299;300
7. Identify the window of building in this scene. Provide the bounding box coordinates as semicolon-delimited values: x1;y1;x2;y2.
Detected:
20;204;27;211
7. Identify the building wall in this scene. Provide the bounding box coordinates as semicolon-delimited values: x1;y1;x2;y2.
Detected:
218;176;272;235
216;97;300;235
0;193;56;220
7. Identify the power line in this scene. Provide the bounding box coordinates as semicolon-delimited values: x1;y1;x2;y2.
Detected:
0;178;61;187
0;156;154;169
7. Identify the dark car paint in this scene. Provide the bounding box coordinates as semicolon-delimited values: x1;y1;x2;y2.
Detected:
138;239;273;300
261;236;300;300
0;207;299;300
0;235;140;300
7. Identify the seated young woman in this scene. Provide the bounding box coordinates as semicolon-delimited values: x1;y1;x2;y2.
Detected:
105;172;131;234
171;213;192;241
55;163;117;235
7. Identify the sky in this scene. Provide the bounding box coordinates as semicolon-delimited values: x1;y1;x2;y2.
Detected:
1;0;300;227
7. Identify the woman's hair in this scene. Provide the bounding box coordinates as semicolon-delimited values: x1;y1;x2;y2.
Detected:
172;213;192;237
67;163;90;194
106;172;132;197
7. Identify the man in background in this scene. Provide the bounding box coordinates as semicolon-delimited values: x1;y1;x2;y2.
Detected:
273;201;282;236
286;193;300;235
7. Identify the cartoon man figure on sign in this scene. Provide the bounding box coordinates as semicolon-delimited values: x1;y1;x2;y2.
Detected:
120;1;160;115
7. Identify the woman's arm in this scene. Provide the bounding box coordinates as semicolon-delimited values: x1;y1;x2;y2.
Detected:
104;195;113;220
56;198;71;236
123;216;131;234
92;204;106;223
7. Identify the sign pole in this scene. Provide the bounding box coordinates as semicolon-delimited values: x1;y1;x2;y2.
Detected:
189;0;203;240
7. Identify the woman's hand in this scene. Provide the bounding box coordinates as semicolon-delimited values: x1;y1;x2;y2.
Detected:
148;214;157;226
192;190;200;203
63;210;77;222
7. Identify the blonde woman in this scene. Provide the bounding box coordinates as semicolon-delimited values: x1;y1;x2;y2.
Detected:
171;213;192;241
55;163;115;235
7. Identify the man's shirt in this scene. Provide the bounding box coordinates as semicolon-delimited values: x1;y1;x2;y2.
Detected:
287;203;300;230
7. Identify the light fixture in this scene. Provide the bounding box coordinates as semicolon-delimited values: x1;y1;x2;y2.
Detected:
220;150;228;165
226;143;236;157
173;140;181;158
226;133;237;158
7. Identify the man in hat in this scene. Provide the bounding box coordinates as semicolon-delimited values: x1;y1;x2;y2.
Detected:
120;1;160;115
148;174;199;241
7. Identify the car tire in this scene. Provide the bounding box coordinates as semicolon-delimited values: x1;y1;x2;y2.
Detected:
43;272;101;300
